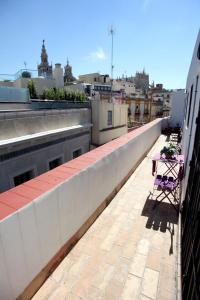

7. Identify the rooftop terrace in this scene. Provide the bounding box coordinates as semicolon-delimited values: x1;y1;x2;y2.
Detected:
0;118;179;300
32;135;178;300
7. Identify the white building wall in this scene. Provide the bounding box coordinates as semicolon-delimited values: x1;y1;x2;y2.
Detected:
182;30;200;200
53;64;64;88
14;77;56;96
0;109;91;192
91;100;128;145
112;80;135;96
170;90;185;128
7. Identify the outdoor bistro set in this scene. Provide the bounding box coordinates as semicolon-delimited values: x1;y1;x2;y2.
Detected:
151;133;184;213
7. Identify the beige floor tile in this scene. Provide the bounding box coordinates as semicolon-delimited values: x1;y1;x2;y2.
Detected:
129;253;147;277
146;248;161;271
71;271;97;299
139;295;153;300
66;293;83;300
100;279;124;300
121;274;141;300
32;278;58;300
113;257;130;284
150;233;164;250
158;263;176;292
51;257;75;283
122;241;136;259
137;239;150;255
157;288;176;300
141;268;159;299
105;244;123;265
48;286;68;300
92;263;115;291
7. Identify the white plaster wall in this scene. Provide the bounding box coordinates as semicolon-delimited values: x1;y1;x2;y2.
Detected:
0;108;90;140
0;119;162;299
99;127;127;145
0;131;90;192
53;65;64;88
170;90;185;128
181;30;200;200
91;100;128;145
14;78;56;96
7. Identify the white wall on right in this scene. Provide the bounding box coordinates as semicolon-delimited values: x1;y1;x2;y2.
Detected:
182;30;200;200
170;89;185;128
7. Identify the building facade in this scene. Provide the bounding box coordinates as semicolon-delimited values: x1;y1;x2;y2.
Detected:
134;70;149;93
64;59;76;84
180;29;200;300
91;96;128;145
79;73;110;84
0;106;91;192
170;89;185;128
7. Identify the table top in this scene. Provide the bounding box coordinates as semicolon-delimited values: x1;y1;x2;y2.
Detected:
152;154;184;164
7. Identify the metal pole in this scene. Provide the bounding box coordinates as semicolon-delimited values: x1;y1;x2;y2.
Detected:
110;26;114;102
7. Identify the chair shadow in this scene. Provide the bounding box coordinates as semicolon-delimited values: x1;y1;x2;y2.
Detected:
141;193;179;255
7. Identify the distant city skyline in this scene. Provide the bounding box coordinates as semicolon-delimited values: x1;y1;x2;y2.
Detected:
0;0;199;89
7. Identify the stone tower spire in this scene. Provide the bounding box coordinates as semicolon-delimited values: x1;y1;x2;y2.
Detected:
41;40;48;64
64;59;76;84
38;40;52;78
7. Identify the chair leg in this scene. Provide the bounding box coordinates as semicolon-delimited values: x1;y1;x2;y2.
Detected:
153;190;180;214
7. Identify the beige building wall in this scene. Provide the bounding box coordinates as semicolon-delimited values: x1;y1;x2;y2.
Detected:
112;80;135;96
14;77;56;96
79;73;110;84
91;100;128;145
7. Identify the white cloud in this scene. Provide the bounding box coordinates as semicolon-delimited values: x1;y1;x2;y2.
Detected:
88;47;106;61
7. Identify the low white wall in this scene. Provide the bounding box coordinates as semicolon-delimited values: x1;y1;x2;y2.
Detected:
99;126;127;145
0;119;162;299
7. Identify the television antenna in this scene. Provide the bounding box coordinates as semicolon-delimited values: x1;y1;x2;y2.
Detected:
109;25;115;82
109;25;115;102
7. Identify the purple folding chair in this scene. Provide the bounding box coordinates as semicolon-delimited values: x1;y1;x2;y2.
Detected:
153;176;179;213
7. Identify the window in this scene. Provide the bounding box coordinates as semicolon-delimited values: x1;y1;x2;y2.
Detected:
187;84;193;127
49;157;62;170
107;110;112;125
14;170;34;186
197;42;200;59
73;148;82;158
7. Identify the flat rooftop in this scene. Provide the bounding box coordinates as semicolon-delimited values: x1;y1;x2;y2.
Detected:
32;135;178;300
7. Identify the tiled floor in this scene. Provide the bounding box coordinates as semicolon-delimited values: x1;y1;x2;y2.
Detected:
33;135;178;300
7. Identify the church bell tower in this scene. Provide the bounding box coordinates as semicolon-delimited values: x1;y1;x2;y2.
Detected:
37;40;53;78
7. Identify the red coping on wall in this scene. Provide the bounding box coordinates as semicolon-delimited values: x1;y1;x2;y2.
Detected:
0;119;161;221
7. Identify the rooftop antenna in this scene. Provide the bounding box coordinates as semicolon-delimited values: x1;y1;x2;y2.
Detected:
24;61;27;70
109;25;115;102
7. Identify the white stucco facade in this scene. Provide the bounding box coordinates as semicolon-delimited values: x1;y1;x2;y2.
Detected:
170;89;185;128
91;99;128;145
0;108;91;192
182;30;200;199
53;64;64;88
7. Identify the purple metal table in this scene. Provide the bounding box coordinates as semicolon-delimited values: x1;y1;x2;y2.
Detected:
152;154;184;178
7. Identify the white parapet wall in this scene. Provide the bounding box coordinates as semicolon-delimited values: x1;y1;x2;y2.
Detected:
0;118;162;299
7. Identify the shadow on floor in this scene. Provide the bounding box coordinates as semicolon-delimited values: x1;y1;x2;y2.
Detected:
165;135;170;142
141;195;179;254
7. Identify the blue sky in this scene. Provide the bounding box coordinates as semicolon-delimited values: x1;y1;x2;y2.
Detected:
0;0;199;89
